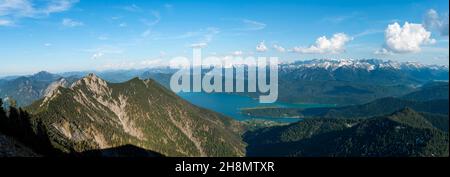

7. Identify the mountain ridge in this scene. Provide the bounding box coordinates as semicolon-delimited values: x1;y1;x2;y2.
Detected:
27;74;246;157
244;108;449;157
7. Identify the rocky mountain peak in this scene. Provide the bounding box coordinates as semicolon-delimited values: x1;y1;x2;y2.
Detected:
282;59;449;71
43;78;69;97
33;71;53;77
71;74;109;93
31;71;60;81
27;75;245;157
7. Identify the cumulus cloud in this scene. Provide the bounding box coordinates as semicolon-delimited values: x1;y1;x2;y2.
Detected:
292;33;352;54
256;41;267;52
273;44;286;52
380;22;435;53
62;18;83;27
424;9;449;36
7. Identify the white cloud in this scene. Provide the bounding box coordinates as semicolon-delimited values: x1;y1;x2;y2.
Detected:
353;29;383;39
164;4;173;10
119;23;127;27
200;27;219;44
381;22;435;53
111;16;121;20
97;34;108;40
322;12;360;24
0;18;12;26
240;19;266;31
140;59;166;67
42;0;78;15
0;0;33;17
256;41;267;52
424;9;449;36
91;52;104;59
62;18;83;27
101;59;169;70
44;43;52;47
232;51;243;56
122;4;141;12
141;29;152;37
292;33;352;54
374;48;392;55
140;11;161;38
141;11;160;26
273;44;286;52
190;43;207;48
86;46;123;59
173;27;219;41
0;0;78;25
185;27;220;47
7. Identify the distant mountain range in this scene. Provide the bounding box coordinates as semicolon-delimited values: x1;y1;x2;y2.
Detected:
243;81;449;119
274;59;448;105
0;71;448;157
0;71;77;106
278;59;449;85
1;59;448;106
281;59;448;71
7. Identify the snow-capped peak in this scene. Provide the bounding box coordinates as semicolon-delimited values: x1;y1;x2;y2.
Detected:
281;59;448;71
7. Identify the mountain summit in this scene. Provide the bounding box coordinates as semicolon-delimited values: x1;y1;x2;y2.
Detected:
28;74;245;157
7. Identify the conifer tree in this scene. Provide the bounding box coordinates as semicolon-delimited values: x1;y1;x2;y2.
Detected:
0;98;7;133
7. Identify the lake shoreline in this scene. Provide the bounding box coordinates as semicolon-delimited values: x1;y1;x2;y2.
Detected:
178;92;334;123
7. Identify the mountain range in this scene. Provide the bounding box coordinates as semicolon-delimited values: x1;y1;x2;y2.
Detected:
275;59;448;105
243;81;449;118
1;59;448;107
0;73;448;157
0;59;448;157
23;74;245;157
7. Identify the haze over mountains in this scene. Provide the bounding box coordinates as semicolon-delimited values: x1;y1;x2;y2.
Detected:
1;59;448;106
0;58;448;157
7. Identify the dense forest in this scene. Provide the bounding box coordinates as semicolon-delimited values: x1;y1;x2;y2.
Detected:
0;98;62;156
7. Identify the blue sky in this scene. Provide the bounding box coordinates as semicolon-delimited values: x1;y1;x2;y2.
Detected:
0;0;449;76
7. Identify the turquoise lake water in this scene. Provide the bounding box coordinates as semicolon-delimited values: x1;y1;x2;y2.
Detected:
178;92;333;123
